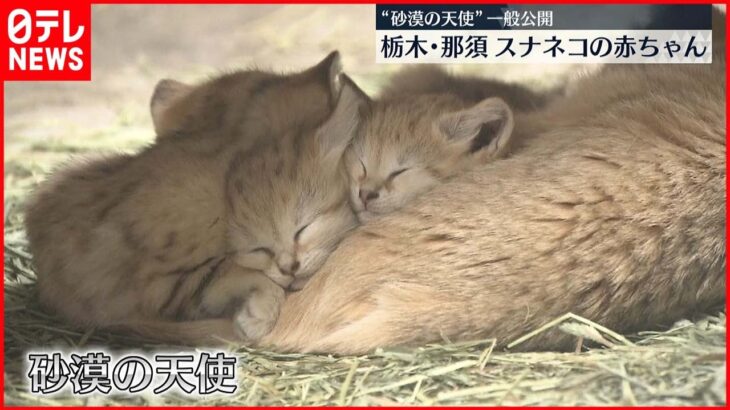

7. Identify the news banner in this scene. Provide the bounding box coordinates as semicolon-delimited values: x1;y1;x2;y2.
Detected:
376;4;713;64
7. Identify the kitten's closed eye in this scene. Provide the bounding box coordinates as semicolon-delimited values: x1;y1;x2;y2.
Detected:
387;168;409;181
294;223;310;242
235;246;275;272
251;247;275;258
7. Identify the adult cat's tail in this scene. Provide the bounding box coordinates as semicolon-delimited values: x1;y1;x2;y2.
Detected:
110;319;240;346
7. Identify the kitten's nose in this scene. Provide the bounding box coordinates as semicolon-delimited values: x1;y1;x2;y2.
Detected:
278;260;300;277
359;189;379;207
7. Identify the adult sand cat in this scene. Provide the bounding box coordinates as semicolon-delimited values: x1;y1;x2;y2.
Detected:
262;11;727;353
24;53;365;344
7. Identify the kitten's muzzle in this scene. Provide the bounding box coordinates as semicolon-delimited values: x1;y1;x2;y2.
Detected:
277;260;300;277
358;189;379;209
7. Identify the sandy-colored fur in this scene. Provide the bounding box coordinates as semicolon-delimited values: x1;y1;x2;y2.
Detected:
150;51;342;141
261;14;726;354
346;94;514;221
225;77;364;293
24;53;358;344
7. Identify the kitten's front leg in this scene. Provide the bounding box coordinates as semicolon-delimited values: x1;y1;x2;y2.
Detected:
193;261;285;341
233;278;285;341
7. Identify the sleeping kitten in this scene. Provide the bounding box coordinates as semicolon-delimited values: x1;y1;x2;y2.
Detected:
343;65;571;222
179;78;363;339
24;53;363;344
225;77;363;295
345;93;514;222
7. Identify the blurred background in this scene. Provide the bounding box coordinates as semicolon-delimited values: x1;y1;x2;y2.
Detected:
4;4;577;202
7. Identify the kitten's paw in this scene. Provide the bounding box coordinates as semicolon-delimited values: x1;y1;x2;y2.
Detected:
234;285;285;341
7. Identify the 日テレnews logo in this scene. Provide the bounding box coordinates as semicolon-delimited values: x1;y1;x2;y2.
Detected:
1;1;90;80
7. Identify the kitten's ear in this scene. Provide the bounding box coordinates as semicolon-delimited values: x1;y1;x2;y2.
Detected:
304;50;344;102
437;97;514;158
150;79;192;135
316;74;370;164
